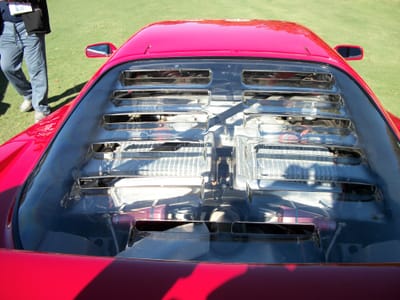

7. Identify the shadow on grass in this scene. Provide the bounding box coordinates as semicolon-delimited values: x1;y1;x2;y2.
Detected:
48;81;87;111
0;72;87;115
0;69;10;115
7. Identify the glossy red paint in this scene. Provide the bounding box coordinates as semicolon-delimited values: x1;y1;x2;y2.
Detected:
109;20;338;66
0;249;399;299
388;111;400;131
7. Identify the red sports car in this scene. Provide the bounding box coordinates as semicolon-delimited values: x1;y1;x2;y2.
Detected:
1;20;400;299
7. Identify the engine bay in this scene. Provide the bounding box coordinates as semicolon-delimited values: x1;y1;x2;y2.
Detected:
17;59;400;263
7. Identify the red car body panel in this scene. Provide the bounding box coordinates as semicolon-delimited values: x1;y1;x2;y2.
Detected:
0;249;400;299
1;20;399;299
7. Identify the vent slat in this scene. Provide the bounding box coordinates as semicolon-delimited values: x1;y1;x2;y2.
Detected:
243;92;345;118
120;69;211;86
111;89;210;107
243;71;334;89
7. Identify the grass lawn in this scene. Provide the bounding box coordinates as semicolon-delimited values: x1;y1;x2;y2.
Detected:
0;0;399;144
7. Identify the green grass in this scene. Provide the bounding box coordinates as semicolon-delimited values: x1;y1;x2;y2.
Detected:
1;0;399;144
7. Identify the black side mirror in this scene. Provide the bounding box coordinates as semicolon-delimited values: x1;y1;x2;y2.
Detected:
334;45;364;60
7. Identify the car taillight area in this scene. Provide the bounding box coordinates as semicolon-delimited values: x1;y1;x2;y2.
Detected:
17;59;400;263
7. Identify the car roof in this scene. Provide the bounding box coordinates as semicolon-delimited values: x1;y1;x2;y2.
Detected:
111;20;340;64
94;19;381;114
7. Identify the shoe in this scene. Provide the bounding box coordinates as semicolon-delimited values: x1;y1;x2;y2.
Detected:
20;99;33;112
34;111;49;123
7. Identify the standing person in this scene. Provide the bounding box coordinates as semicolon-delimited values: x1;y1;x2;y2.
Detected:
0;0;51;123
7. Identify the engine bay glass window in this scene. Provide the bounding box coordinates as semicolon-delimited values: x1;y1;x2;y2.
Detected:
16;58;400;263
